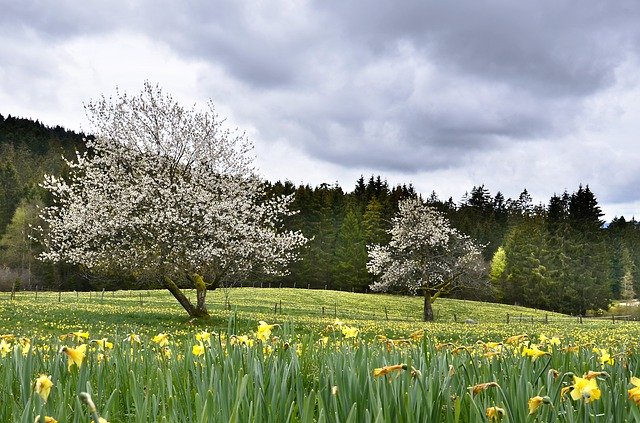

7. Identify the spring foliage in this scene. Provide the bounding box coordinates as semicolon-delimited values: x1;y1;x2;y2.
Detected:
37;83;307;293
367;198;486;297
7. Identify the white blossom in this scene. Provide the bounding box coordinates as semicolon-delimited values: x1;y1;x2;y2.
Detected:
36;83;307;291
367;198;486;296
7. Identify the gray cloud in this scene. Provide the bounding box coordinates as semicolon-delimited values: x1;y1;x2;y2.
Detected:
3;0;640;214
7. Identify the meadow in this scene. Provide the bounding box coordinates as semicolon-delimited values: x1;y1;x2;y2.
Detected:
2;288;640;421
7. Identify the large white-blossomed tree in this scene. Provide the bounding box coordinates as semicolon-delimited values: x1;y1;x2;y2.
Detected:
367;198;486;321
37;83;307;318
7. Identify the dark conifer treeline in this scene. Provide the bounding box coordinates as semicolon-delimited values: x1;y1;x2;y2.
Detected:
1;114;639;314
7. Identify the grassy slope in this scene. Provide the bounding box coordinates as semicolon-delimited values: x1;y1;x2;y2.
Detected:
0;287;603;343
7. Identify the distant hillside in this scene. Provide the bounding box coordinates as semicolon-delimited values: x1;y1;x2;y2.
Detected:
0;113;88;156
0;113;90;235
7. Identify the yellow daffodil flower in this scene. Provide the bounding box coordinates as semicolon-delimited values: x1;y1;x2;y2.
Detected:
505;334;528;345
19;338;31;356
628;377;640;405
486;406;505;421
34;416;58;423
522;345;549;361
373;364;407;377
231;335;253;347
470;381;500;396
192;344;205;356
341;325;359;338
409;329;424;340
584;370;608;380
257;321;275;342
34;374;53;402
60;344;86;371
152;333;169;347
0;339;11;358
72;331;89;340
195;331;212;345
599;349;614;366
93;338;113;350
528;396;551;415
127;333;141;344
570;375;601;403
161;346;172;359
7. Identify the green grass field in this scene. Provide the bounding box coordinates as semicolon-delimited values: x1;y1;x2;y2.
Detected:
2;288;640;422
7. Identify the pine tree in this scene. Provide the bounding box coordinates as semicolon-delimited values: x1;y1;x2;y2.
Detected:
0;160;22;235
363;197;387;246
334;203;369;291
569;184;604;232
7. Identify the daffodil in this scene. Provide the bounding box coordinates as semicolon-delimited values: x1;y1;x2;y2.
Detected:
570;375;601;403
584;370;608;380
192;344;205;356
19;337;31;356
161;346;171;359
231;335;254;347
470;381;500;396
72;331;89;341
599;349;614;366
341;325;359;338
93;338;113;350
505;334;528;345
538;334;561;346
373;364;407;377
409;329;424;340
127;333;141;344
522;345;549;361
34;416;58;423
195;331;212;345
34;374;53;402
486;406;505;421
257;321;275;342
0;339;11;357
152;333;169;346
528;396;551;415
628;377;640;405
60;344;86;371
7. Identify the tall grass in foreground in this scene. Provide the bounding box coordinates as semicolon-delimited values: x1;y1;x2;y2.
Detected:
2;316;640;422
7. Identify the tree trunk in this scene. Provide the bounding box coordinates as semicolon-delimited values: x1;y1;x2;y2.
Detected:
188;273;209;317
163;276;210;318
423;285;434;322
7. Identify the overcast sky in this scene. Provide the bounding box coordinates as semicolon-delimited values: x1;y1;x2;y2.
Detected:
2;1;640;221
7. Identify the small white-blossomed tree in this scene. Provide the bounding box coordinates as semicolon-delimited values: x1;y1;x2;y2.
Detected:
37;83;307;318
367;198;486;321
